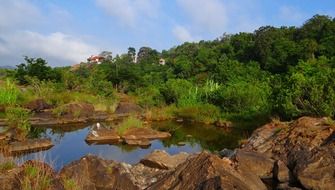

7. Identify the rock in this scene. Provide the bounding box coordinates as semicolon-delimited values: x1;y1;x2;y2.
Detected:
274;160;291;183
218;148;235;158
140;150;189;170
24;99;52;112
3;139;53;155
114;102;142;115
215;120;232;128
277;183;302;190
85;128;121;144
60;155;166;190
125;139;151;148
233;149;275;179
57;103;95;118
122;127;171;141
147;152;267;190
243;117;335;190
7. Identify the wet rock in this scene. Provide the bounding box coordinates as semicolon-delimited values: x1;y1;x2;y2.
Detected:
125;139;151;148
114;102;142;115
85;128;121;144
177;142;186;146
233;149;275;179
147;152;267;190
274;160;291;183
3;139;53;155
122;127;171;141
140;150;189;170
24;99;52;112
60;155;166;190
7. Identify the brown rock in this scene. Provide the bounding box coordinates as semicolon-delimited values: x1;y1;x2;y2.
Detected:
114;102;142;115
140;150;189;170
57;103;94;118
3;139;53;155
85;128;121;144
125;139;151;147
60;155;166;190
122;127;171;141
233;149;275;179
274;160;291;183
243;117;335;190
24;99;52;112
147;152;267;190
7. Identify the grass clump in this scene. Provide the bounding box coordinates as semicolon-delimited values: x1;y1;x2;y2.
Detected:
0;79;20;106
5;107;32;138
144;104;177;121
20;164;53;190
117;116;143;135
0;160;16;173
63;178;81;190
175;103;221;124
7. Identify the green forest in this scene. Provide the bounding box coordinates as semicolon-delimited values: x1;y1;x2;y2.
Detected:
1;14;335;125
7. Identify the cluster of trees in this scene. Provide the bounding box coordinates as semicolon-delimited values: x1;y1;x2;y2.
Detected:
9;15;335;120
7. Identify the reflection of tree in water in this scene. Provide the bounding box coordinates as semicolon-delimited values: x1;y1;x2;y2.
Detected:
117;144;139;153
27;127;47;139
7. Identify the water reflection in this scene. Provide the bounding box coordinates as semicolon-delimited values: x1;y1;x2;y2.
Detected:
2;120;263;171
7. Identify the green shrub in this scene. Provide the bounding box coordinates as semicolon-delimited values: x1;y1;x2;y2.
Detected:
0;160;16;173
117;116;143;135
0;79;20;106
175;103;221;124
5;107;31;134
135;86;165;108
144;104;177;121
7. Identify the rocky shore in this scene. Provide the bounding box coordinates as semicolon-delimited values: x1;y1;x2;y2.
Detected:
0;116;334;190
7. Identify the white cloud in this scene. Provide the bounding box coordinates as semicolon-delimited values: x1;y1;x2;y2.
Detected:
279;6;304;25
96;0;160;27
0;0;41;29
172;25;195;42
176;0;227;33
0;31;100;66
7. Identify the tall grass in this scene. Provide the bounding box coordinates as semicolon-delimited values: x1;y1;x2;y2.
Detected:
117;116;143;135
0;79;20;106
5;107;32;139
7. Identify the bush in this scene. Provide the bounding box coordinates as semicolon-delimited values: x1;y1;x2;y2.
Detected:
5;107;31;135
20;163;53;190
144;104;177;121
175;103;220;124
117;116;143;135
0;79;20;106
135;86;165;108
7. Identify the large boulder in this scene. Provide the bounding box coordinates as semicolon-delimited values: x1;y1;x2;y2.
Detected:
147;152;267;190
140;150;189;170
56;103;94;118
244;117;335;190
59;155;166;190
233;149;275;179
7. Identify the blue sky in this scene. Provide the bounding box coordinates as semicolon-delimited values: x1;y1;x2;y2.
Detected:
0;0;334;66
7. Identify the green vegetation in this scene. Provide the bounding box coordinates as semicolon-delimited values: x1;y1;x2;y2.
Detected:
20;164;53;190
1;14;335;124
63;178;81;190
117;116;143;135
0;160;16;173
5;107;31;138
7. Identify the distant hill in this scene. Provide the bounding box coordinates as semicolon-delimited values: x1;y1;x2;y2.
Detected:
0;65;15;69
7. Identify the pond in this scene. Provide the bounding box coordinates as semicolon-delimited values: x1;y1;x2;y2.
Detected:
1;120;264;171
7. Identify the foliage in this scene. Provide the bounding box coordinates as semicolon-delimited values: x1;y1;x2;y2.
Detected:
5;107;31;135
0;160;16;173
0;79;20;106
175;103;221;124
116;116;143;135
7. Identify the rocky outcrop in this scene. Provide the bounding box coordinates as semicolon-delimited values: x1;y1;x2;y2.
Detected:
57;103;95;118
244;117;335;190
147;152;267;190
140;150;189;170
59;155;166;190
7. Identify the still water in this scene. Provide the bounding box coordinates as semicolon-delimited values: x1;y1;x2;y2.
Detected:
4;120;262;170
